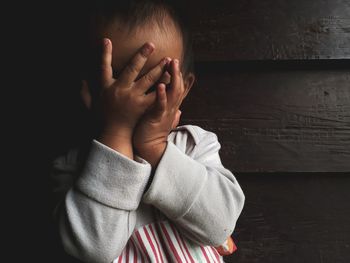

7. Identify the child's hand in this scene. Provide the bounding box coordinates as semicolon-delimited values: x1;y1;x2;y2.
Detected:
97;38;170;138
82;38;170;158
133;59;185;168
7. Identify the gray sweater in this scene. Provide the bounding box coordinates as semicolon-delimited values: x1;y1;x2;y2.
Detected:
51;125;245;263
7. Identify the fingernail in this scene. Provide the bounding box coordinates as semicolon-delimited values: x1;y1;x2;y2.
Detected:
163;57;171;65
179;110;182;115
141;43;154;57
103;38;109;46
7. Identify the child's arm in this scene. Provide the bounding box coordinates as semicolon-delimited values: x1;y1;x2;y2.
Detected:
133;58;184;168
133;61;245;247
52;142;151;263
52;39;169;262
143;129;245;246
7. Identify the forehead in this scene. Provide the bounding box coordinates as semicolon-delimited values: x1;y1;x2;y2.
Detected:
104;20;183;76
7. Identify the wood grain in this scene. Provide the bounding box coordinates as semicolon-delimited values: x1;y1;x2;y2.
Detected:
180;68;350;172
187;0;350;61
224;173;350;263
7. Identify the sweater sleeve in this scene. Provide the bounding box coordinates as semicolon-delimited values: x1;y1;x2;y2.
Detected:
52;140;152;263
142;129;245;246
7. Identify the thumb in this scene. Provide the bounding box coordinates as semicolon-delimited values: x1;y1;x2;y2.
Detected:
81;80;92;109
171;110;182;129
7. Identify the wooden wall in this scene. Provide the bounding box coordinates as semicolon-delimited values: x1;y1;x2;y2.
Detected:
188;0;350;61
179;0;350;262
181;0;350;172
182;67;350;172
225;172;350;263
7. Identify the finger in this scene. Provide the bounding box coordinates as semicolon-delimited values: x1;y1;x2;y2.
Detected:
150;83;167;119
101;38;114;88
156;83;167;112
118;42;155;87
168;59;181;105
144;69;171;95
135;57;171;94
159;71;171;85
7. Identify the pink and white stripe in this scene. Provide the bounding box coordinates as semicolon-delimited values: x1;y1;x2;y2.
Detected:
113;220;224;263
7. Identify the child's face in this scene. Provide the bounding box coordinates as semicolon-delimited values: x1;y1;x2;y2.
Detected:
82;18;195;111
104;20;184;80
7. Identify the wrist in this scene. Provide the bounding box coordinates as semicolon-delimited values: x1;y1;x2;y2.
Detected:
136;141;167;168
98;125;134;159
101;123;134;140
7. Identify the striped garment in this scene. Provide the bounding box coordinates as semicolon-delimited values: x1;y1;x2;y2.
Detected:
113;220;226;263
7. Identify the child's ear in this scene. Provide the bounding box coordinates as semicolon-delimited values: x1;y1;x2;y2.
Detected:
81;80;92;110
183;72;195;98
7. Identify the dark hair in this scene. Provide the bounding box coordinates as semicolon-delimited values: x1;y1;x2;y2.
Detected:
80;0;194;76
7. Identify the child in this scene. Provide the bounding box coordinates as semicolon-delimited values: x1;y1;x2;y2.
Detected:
51;1;245;262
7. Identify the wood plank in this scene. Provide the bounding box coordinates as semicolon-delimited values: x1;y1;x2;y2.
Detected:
180;68;350;172
187;0;350;60
224;173;350;263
